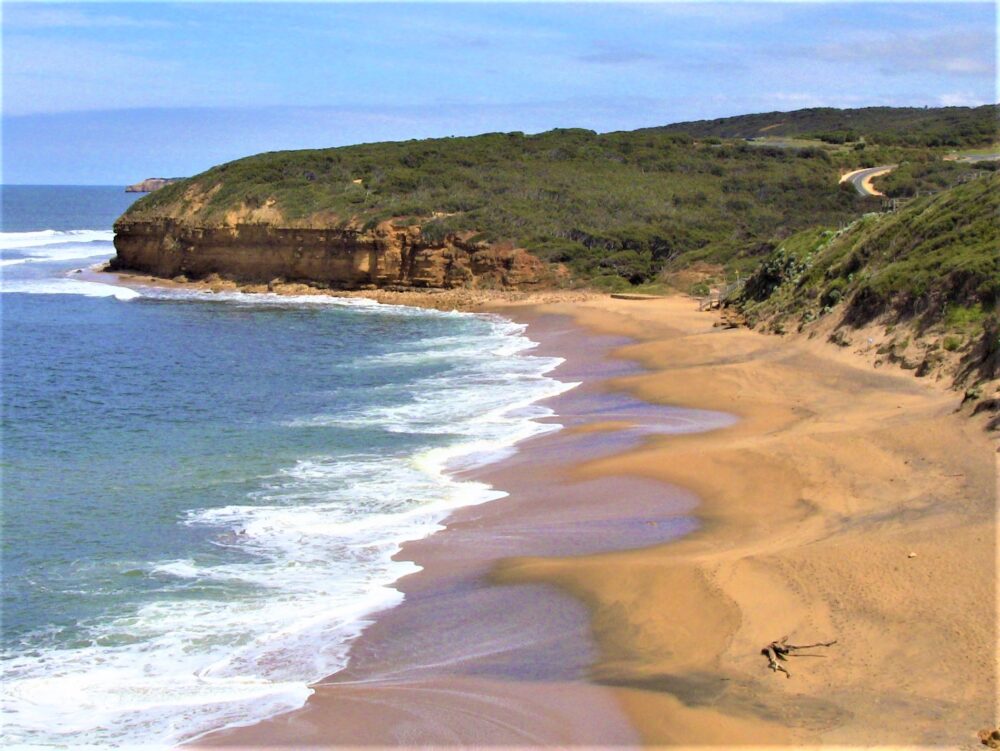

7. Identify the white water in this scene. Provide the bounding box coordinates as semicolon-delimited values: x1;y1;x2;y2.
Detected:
0;229;114;252
0;229;136;298
0;229;578;748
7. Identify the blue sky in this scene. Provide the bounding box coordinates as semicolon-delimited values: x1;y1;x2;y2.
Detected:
2;2;996;184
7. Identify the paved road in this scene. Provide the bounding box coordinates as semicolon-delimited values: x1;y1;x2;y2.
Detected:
840;165;897;197
951;152;1000;163
840;154;996;197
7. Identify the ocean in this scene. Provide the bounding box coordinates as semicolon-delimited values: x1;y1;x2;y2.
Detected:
0;186;575;747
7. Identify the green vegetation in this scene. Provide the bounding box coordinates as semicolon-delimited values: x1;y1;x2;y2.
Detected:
123;105;997;290
942;335;963;352
735;173;1000;391
128;127;868;286
737;174;998;327
877;158;998;197
654;105;998;148
945;303;989;328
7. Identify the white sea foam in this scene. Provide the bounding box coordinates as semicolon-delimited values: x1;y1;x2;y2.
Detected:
290;326;577;442
0;311;575;748
0;230;116;274
0;228;131;299
135;285;387;310
0;229;113;251
0;277;141;300
0;244;112;267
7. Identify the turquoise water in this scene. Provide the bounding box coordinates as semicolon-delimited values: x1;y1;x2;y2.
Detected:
0;187;574;747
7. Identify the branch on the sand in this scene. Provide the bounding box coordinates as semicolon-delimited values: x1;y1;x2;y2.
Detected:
978;726;1000;748
761;636;837;678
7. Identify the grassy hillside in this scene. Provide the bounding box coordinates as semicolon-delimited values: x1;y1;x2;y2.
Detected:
127;128;867;288
123;105;996;289
734;174;999;389
653;105;998;148
872;158;999;197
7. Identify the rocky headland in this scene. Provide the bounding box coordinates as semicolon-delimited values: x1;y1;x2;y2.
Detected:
111;106;998;295
110;110;995;408
111;216;554;290
112;166;562;290
125;178;184;193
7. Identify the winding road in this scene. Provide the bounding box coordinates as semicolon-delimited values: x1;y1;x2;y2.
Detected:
840;151;998;198
839;165;897;197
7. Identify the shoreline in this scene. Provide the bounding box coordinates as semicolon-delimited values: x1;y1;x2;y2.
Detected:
94;266;601;312
495;297;996;747
189;307;734;747
99;267;996;746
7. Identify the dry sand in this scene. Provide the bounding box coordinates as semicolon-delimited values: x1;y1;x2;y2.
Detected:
493;296;996;748
116;275;995;747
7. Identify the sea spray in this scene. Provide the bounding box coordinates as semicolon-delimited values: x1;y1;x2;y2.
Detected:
0;201;577;747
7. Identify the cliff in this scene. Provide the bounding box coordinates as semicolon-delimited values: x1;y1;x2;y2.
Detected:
111;120;875;290
111;216;552;289
125;178;184;193
112;106;995;290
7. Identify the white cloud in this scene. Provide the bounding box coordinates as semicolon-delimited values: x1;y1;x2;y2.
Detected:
939;57;994;75
1;33;286;116
3;7;173;30
577;42;657;66
938;91;986;107
804;28;995;79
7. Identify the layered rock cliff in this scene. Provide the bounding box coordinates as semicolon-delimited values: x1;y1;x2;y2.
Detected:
111;217;552;290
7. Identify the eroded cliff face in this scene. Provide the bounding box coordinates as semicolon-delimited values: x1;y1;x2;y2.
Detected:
111;218;552;289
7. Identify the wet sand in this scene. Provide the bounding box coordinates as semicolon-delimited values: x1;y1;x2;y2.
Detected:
191;310;733;747
495;297;996;747
154;289;993;747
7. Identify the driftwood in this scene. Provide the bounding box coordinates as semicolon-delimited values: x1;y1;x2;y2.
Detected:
979;726;1000;748
761;636;837;678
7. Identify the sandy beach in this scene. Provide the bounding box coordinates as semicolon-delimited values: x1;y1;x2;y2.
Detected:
190;307;710;747
493;297;996;748
9;6;997;746
175;289;996;749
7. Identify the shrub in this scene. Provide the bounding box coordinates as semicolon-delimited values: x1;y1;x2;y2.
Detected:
122;107;997;288
820;277;848;307
945;304;987;328
942;336;963;351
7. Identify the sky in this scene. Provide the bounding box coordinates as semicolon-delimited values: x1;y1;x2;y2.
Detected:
2;1;996;184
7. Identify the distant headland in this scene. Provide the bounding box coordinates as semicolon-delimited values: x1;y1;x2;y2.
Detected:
111;104;998;394
125;177;184;193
